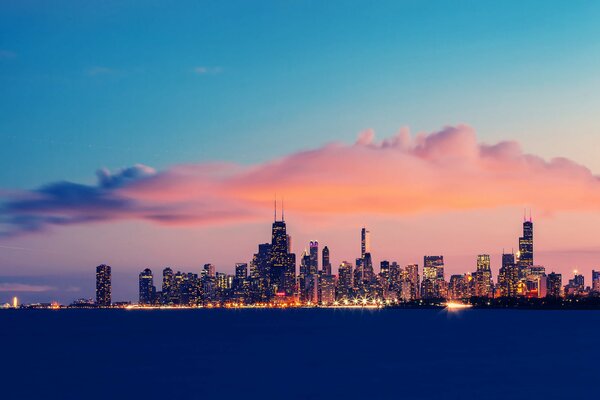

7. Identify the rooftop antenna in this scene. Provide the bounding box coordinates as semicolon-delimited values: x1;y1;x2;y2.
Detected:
523;208;526;222
529;209;532;223
274;194;277;222
281;196;285;221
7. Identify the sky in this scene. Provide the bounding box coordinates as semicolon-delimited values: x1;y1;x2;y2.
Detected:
2;1;600;303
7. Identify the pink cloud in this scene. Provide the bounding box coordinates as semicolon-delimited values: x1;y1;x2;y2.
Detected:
2;124;600;237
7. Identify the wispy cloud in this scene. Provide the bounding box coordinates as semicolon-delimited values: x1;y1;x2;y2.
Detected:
0;283;56;292
2;125;600;237
0;50;16;59
193;66;222;75
86;66;116;76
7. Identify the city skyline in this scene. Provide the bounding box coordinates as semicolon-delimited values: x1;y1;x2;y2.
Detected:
4;2;600;304
5;209;600;306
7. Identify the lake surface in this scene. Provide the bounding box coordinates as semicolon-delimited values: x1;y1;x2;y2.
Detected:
1;308;599;399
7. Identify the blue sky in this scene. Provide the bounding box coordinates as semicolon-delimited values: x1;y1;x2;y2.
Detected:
2;1;600;189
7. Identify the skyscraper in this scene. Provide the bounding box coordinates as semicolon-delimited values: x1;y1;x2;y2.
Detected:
380;261;390;281
309;241;319;271
422;256;443;299
233;263;249;300
250;243;272;302
405;264;420;300
389;262;402;296
320;275;336;305
592;270;600;293
499;253;519;297
95;264;111;307
362;252;375;282
139;268;155;305
547;272;562;298
518;214;533;270
361;227;370;257
322;246;331;275
475;254;492;298
162;267;174;305
449;275;467;300
270;209;296;297
336;261;354;300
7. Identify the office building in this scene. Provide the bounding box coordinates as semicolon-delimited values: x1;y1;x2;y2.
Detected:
95;264;112;307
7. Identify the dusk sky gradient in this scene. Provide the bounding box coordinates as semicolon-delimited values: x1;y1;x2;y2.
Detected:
2;1;600;303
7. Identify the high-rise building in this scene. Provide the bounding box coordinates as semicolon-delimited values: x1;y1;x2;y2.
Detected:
173;271;185;304
336;261;354;300
449;274;467;300
235;263;248;279
269;209;296;297
380;261;390;281
462;272;475;297
322;246;331;275
162;267;174;304
309;241;319;271
139;268;155;305
95;264;112;307
233;263;249;300
497;253;519;298
592;270;600;293
361;227;370;257
320;274;336;305
181;272;200;305
250;243;272;302
389;262;402;295
378;260;392;300
362;252;375;283
536;275;548;298
475;254;492;298
564;272;585;297
299;241;319;302
422;256;443;299
405;264;420;300
518;215;533;270
547;272;562;298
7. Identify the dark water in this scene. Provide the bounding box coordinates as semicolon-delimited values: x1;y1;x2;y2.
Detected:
1;308;599;400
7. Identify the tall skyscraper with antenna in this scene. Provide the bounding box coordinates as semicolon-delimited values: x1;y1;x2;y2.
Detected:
269;198;296;297
518;211;534;271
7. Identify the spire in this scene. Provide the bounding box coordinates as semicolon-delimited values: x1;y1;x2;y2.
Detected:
529;209;532;223
523;208;526;222
274;194;277;222
281;197;284;221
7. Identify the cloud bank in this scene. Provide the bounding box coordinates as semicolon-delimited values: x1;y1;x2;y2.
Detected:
2;125;600;237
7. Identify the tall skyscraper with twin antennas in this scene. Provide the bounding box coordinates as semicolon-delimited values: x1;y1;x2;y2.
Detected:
519;210;534;270
269;198;296;296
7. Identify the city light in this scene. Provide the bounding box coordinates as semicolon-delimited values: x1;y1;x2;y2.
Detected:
445;301;473;310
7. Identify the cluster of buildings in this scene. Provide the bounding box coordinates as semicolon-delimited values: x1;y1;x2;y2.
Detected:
88;209;600;307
